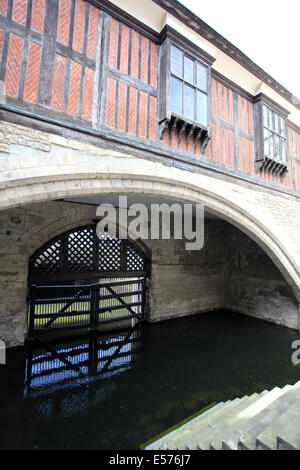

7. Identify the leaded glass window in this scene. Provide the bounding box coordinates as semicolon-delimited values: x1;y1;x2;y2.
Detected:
170;45;208;126
263;104;287;163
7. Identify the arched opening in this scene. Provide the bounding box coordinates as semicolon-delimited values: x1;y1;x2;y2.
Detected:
1;155;300;347
2;155;299;307
28;224;149;336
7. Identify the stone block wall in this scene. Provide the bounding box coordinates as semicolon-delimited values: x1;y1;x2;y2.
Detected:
148;220;227;322
224;224;299;329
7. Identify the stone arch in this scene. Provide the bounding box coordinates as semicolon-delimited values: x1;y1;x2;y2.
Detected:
1;153;300;347
1;154;299;304
15;202;151;268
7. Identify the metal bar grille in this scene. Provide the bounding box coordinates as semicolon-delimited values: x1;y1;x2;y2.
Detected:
28;224;149;336
29;224;148;282
28;277;146;334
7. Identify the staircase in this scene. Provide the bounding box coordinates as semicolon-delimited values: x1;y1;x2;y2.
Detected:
146;380;300;450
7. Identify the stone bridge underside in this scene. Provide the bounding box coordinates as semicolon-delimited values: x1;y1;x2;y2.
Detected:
0;122;300;346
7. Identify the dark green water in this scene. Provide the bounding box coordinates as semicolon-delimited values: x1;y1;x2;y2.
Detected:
0;310;300;450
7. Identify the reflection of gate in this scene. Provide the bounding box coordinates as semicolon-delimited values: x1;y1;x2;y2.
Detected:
28;225;148;335
24;327;141;406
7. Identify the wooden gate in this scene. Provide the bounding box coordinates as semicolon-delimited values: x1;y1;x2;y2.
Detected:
28;225;148;335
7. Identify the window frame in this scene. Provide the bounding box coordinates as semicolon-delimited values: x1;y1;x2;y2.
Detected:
169;44;209;127
254;93;289;175
262;103;287;163
158;26;215;134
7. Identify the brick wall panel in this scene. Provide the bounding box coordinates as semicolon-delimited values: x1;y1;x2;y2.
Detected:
188;135;194;153
24;42;42;103
57;0;71;46
87;5;99;60
245;138;249;173
148;95;156;140
130;29;139;78
67;61;82;116
228;89;234;125
212;123;217;161
72;0;85;53
205;138;211;159
12;0;27;25
223;87;228;123
249;140;254;174
217;82;223;120
239;136;244;171
51;54;66;111
117;81;127;131
105;78;116;127
163;128;170;145
128;87;137;134
31;0;46;33
248;101;253;135
82;67;95;121
212;80;256;175
5;33;24;97
120;24;129;74
0;0;7;17
212;78;217;117
139;90;147;137
171;127;178;148
150;42;157;87
218;126;223;163
179;132;186;150
238;95;243;130
244;99;249;133
224;128;229;165
195;137;201;155
108;17;119;69
140;36;148;83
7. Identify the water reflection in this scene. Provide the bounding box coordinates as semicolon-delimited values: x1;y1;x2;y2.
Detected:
24;327;141;417
2;311;300;450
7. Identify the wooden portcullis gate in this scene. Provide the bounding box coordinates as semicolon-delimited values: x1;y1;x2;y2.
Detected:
28;225;149;336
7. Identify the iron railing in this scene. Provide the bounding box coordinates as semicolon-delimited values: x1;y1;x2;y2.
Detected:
28;277;146;335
